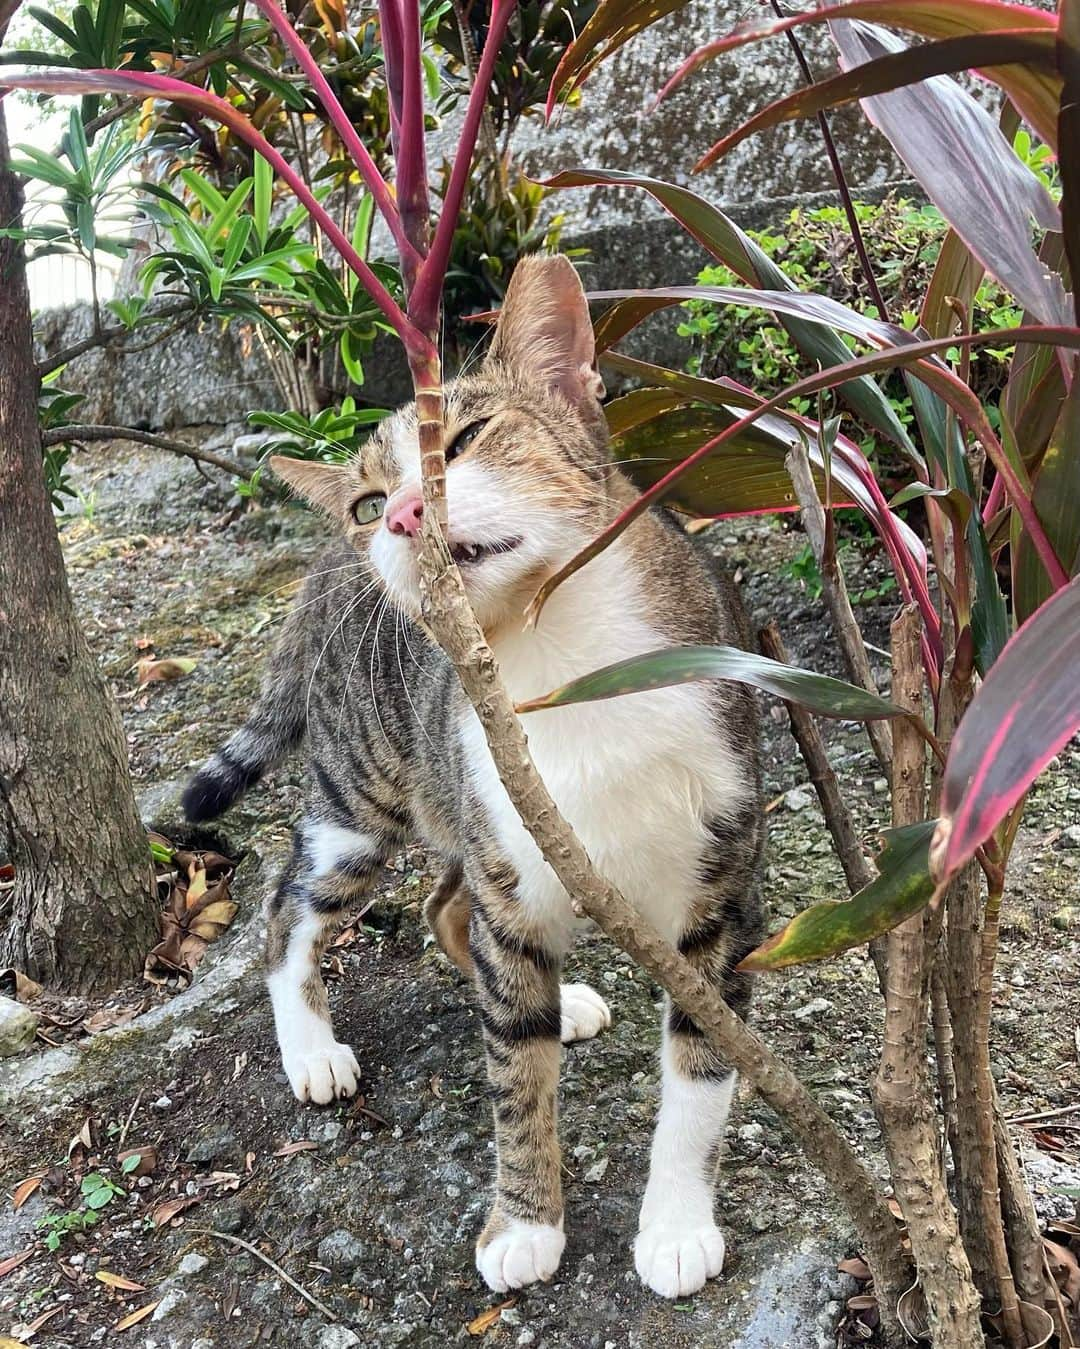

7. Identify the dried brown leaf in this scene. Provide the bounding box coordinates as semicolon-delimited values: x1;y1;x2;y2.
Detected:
838;1256;872;1281
0;1249;33;1279
0;969;42;1002
96;1270;146;1292
273;1141;318;1158
135;656;196;685
466;1299;516;1335
187;898;237;940
1044;1238;1080;1306
83;1005;138;1034
23;1305;63;1335
185;864;208;909
11;1176;44;1211
151;1194;200;1227
847;1293;878;1311
112;1301;159;1331
116;1146;157;1178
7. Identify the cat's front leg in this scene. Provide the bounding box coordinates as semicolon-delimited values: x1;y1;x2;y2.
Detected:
266;817;388;1105
469;871;568;1293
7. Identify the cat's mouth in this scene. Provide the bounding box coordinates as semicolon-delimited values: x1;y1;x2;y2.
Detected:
449;536;522;567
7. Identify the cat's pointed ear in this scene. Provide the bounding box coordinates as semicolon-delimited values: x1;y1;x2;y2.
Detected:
269;455;351;518
487;255;605;408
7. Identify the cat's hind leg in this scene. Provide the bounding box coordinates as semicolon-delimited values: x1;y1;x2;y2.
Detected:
424;867;612;1044
267;809;398;1105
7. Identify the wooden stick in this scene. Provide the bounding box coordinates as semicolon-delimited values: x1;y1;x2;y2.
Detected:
44;425;245;478
189;1229;336;1322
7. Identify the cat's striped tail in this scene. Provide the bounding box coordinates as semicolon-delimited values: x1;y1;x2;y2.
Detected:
182;605;309;823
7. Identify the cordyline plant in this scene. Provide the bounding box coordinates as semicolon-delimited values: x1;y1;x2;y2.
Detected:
536;0;1080;1345
3;0;1079;1345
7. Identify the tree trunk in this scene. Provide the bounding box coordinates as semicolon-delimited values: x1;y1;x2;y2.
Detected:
0;104;158;993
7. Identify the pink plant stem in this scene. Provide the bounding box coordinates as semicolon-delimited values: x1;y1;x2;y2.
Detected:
409;0;518;331
253;0;420;275
395;0;431;293
982;470;1005;522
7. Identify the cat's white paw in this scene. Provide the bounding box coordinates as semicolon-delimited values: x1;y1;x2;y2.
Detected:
282;1040;361;1105
477;1219;566;1292
634;1220;726;1298
560;982;611;1043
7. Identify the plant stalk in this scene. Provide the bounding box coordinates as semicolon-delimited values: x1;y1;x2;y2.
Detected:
872;606;984;1349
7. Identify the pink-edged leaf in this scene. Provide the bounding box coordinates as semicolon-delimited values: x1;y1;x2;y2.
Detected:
251;0;415;272
830;21;1068;328
542;167;917;455
527;324;1080;646
921;227;984;337
933;574;1080;879
693;28;1057;170
545;0;689;117
0;68;427;358
1059;0;1080;320
661;0;1060;148
1013;368;1080;622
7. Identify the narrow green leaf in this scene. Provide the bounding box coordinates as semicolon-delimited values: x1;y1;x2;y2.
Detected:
516;644;906;720
253;153;272;248
737;821;938;972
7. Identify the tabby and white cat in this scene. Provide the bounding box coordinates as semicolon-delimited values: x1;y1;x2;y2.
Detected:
183;255;764;1299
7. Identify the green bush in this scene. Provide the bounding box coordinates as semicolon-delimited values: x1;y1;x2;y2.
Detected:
678;197;1022;434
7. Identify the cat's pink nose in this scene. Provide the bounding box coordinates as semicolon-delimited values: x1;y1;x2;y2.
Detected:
386;492;423;537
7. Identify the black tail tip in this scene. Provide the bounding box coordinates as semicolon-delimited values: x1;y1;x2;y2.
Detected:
181;772;235;824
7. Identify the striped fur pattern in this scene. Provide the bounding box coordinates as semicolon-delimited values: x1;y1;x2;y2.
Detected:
183;256;764;1300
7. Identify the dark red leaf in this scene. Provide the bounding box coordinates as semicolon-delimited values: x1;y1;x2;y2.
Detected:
934;574;1080;878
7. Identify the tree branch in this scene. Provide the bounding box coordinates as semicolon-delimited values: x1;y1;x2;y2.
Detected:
45;425;244;477
36;301;195;378
785;440;893;774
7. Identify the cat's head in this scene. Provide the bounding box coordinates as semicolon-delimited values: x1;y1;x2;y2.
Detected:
271;255;614;629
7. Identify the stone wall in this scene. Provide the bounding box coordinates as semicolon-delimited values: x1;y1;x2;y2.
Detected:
38;1;918;435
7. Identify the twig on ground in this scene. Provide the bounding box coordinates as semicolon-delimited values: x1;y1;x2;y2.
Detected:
785;440;893;774
117;1090;142;1151
188;1228;337;1321
44;425;244;478
758;621;875;894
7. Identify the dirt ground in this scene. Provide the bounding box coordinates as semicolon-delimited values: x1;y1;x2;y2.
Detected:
1;439;1078;1349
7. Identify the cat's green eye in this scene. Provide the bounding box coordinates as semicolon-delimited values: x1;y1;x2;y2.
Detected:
352;493;386;525
446;419;487;462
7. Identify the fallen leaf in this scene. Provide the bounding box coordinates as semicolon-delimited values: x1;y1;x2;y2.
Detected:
188;898;237;940
0;1249;33;1278
1044;1237;1080;1306
83;1005;138;1034
151;1194;200;1227
0;863;13;882
0;969;42;1002
135;656;196;685
112;1302;159;1331
66;1118;93;1158
245;1151;256;1174
96;1270;146;1292
272;1141;318;1158
466;1299;516;1336
11;1176;44;1211
144;847;236;984
116;1146;157;1178
22;1305;63;1335
0;1337;29;1348
838;1256;872;1281
847;1293;878;1311
185;864;208;909
886;1197;905;1223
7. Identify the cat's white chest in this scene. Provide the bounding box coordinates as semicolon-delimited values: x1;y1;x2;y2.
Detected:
460;556;748;937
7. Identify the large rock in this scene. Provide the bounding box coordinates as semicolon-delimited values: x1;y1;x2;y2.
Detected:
0;995;38;1058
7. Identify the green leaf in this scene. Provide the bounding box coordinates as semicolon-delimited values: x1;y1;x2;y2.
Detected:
80;1174;105;1194
253;153;272;247
221;215;253;275
516;644;906;721
84;1186;116;1210
737;821;938;972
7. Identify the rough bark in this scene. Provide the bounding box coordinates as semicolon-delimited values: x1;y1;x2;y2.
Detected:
992;1079;1052;1308
873;608;984;1349
0;105;158;993
408;356;912;1345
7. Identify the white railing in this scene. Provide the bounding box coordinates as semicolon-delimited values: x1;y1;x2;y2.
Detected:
26;251;122;310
